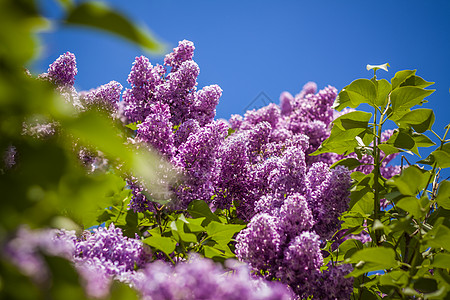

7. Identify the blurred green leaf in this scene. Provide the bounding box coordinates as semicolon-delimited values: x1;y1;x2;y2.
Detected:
425;224;450;251
432;150;450;168
396;195;428;219
431;253;450;269
414;278;438;294
337;239;363;261
65;2;164;53
109;281;139;300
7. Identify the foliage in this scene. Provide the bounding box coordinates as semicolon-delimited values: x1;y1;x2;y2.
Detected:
317;64;450;299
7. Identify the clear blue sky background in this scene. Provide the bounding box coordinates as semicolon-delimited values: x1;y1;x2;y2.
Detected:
32;0;450;173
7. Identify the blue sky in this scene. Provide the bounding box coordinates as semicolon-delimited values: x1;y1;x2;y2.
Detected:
33;0;450;171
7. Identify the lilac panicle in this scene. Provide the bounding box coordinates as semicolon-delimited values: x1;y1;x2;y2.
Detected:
240;103;281;130
79;80;123;114
296;81;317;99
40;52;77;87
191;84;222;126
173;118;200;147
132;254;293;300
305;163;351;239
310;263;354;300
277;231;323;298
136;101;175;159
164;39;195;71
279;91;294;115
235;213;284;277
278;193;314;241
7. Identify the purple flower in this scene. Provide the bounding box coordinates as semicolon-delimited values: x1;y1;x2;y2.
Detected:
278;193;314;241
39;52;77;87
190;84;222;126
235;213;284;277
79;80;123;114
164;39;195;72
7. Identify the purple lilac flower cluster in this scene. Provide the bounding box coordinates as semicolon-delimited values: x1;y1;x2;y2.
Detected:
4;227;293;299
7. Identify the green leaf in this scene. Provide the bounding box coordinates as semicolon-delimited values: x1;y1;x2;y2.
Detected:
379;270;409;287
337;239;363;261
187;200;221;224
378;143;402;156
390;86;434;112
312;126;372;156
206;221;246;247
431;253;450;269
346;247;398;277
400;75;434;89
184;217;206;232
391;70;416;90
333;111;372;130
396;109;435;133
412;132;436;148
170;219;197;243
433;150;450;168
417;143;450;166
344;79;377;107
125;122;139;131
425;224;450;251
331;158;362;170
396;196;428;219
373;78;392;107
436;181;450;210
65;2;164;53
414;278;438;294
367;63;390;72
386;166;430;196
109;281;139;300
350;186;374;215
143;235;177;255
386;130;416;152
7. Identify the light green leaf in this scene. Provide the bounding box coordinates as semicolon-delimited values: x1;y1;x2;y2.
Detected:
312;126;372;156
425;224;450;251
379;270;409;287
345;79;377;107
333;111;372;131
396;196;428;219
431;253;450;269
432;150;450;168
396;109;435;133
390;86;434;112
411;133;436;148
373;78;391;107
143;236;177;255
366;63;390;72
65;2;164;53
391;70;416;90
378;143;401;156
436;180;450;209
386;166;430;196
170;220;197;243
184;217;206;232
346;247;398;277
206;221;246;246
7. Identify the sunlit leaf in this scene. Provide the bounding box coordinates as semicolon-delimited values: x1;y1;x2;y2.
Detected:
391;70;416;90
396;109;435;133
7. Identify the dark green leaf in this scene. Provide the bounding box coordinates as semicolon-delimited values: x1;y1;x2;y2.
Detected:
379;270;409;287
436;180;450;209
386;130;416;152
414;278;438;293
391;70;416;90
331;158;362;170
390;86;434;112
187;200;221;224
143;235;177;255
65;2;164;52
333;111;372;130
337;239;363;260
396;109;435;133
386;166;430;196
400;75;434;89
